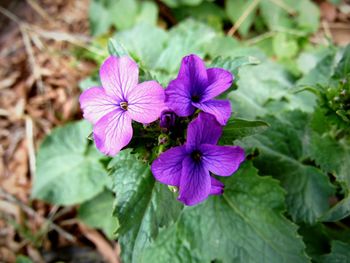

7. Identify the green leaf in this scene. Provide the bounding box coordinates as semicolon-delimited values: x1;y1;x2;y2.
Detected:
79;75;101;91
110;0;138;30
16;256;33;263
297;53;336;87
110;150;182;263
136;1;158;26
89;0;113;36
107;38;129;57
334;44;350;79
240;111;335;223
210;56;260;79
294;0;320;33
273;33;299;59
142;162;310;263
160;0;204;8
78;190;119;239
260;0;294;31
32;121;108;205
307;131;350;222
173;2;227;31
155;19;216;73
320;241;350;263
206;36;241;58
228;61;315;118
115;24;168;69
220;118;269;144
225;0;258;36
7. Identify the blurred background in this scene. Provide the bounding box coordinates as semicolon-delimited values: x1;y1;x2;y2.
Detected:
0;0;350;262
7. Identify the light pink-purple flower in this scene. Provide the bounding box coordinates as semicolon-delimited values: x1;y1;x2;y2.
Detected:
79;56;165;156
151;113;245;206
165;54;233;125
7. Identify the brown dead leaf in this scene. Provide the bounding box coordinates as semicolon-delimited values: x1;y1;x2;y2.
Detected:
79;223;119;263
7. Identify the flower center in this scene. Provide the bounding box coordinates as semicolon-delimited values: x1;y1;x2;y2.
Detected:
120;101;128;111
191;94;200;103
191;150;202;162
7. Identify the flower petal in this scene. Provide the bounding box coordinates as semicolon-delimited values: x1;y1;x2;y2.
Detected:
151;146;187;187
79;87;119;124
210;177;224;195
186;112;222;151
165;78;196;117
177;54;208;96
93;109;132;156
193;99;231;125
178;156;211;206
127;81;166;124
165;54;209;117
100;56;139;100
200;144;245;176
201;68;233;102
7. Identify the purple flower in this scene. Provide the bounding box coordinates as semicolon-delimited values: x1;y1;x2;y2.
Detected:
159;110;176;129
151;112;245;206
80;56;165;156
165;54;233;125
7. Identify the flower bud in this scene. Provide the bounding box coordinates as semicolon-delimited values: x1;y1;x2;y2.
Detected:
160;110;176;129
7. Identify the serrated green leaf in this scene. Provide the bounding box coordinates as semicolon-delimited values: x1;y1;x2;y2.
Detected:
142;162;310;263
78;190;119;239
307;129;350;222
110;150;182;263
297;53;336;87
320;241;350;263
220;118;269;144
32;121;108;205
228;61;315;118
240;111;335;223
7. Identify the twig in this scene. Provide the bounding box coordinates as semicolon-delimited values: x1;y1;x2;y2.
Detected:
227;0;260;37
0;188;76;243
26;0;52;22
246;31;276;45
25;116;36;181
20;26;45;93
0;6;45;93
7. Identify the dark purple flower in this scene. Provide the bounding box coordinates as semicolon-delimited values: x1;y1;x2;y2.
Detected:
151;112;245;206
160;110;176;129
80;56;165;156
165;54;233;125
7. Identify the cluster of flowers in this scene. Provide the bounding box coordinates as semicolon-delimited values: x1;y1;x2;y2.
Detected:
80;54;245;206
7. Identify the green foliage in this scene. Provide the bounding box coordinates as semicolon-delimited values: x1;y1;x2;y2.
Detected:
320;241;350;263
78;190;119;239
142;162;309;263
225;0;320;37
110;150;182;263
240;111;335;224
33;2;350;262
32;121;109;205
89;0;158;36
220;118;269;144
